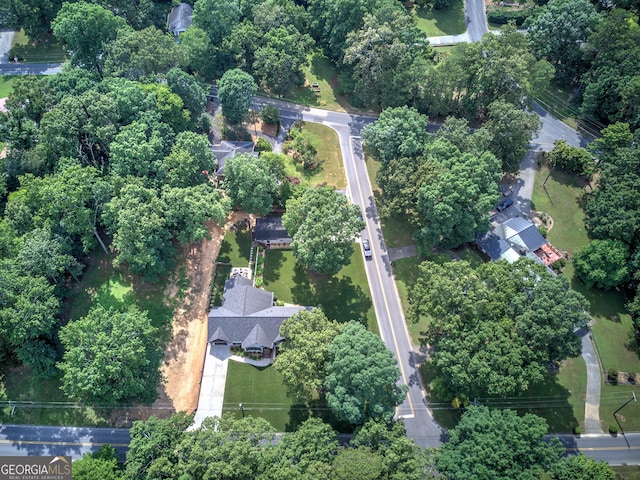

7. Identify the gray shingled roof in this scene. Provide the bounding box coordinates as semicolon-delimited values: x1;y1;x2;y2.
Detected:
167;3;193;33
208;277;309;349
254;217;292;243
476;232;520;262
212;141;255;175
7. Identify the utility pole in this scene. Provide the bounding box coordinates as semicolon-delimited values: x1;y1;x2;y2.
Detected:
239;403;245;418
613;392;637;448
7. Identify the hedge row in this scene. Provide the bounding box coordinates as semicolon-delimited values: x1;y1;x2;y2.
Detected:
487;8;532;26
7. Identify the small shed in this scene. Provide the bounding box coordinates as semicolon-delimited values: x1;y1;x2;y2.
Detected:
167;3;193;37
253;216;292;249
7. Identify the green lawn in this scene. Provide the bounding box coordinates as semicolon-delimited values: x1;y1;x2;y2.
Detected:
534;83;581;131
482;356;586;433
452;246;485;268
531;165;590;254
284;51;351;113
284;122;346;189
421;355;587;433
10;30;67;63
600;383;640;432
0;249;174;427
222;360;353;432
0;76;16;98
614;466;640;480
412;1;466;36
263;247;378;334
217;226;252;267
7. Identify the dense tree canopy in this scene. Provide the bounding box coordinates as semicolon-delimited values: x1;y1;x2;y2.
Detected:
275;308;343;400
361;106;430;165
58;305;161;404
415;139;501;250
325;321;407;424
218;69;258;124
410;259;587;398
283;187;365;275
438;406;564;479
223;153;278;215
525;0;600;85
52;2;129;76
574;239;631;289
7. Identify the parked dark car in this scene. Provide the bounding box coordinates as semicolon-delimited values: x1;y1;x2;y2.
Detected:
362;239;372;259
497;198;513;212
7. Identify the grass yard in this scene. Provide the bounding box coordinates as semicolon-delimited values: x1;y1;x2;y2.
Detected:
285;51;350;113
10;30;67;63
412;1;466;36
534;84;581;131
614;466;640;479
452;246;485;268
482;355;586;433
0;248;174;426
600;383;640;433
216;225;252;267
285;122;346;189
421;355;587;433
222;361;353;432
263;247;378;334
0;76;16;98
531;165;589;254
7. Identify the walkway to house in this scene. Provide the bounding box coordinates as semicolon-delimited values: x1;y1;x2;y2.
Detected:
192;345;271;429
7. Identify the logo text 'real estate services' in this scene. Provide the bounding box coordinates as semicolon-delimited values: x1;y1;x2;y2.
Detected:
0;456;71;480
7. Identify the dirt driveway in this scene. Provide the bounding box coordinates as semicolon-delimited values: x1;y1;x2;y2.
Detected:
153;212;253;416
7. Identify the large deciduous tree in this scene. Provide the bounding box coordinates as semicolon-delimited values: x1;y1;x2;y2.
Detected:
361;106;430;165
415;139;501;250
0;259;60;376
525;0;600;85
325;321;407;425
283;187;365;275
274;308;343;400
58;306;162;404
223;153;278;215
72;445;121;480
480;100;541;173
159;131;216;188
254;26;313;96
103;26;179;81
344;10;432;109
410;259;587;398
52;2;129;76
574;239;630;290
437;406;564;479
218;69;257;125
192;0;241;45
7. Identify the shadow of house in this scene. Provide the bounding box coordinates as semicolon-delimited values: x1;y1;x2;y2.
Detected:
167;3;193;38
253;216;292;250
476;217;561;271
208;277;310;360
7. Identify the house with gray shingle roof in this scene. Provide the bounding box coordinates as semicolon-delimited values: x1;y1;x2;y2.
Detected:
253;216;292;249
208;276;310;359
167;3;193;37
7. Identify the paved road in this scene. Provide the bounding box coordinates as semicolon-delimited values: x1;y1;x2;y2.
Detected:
427;0;488;45
0;424;130;461
253;97;446;447
0;63;63;75
553;433;640;466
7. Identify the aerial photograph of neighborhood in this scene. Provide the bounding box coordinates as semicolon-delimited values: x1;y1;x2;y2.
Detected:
0;0;639;476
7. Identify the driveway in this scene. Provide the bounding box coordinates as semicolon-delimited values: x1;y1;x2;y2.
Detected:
0;29;16;63
192;344;271;428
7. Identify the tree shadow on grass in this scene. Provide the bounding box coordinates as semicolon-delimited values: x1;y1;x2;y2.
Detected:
263;250;286;284
290;265;372;324
285;398;354;433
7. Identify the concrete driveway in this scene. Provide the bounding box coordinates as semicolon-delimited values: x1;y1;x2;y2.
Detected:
0;29;16;63
192;344;230;428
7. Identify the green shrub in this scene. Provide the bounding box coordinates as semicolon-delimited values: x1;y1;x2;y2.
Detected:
257;255;264;265
255;137;273;152
255;277;263;287
608;369;618;383
260;104;280;124
487;8;532;25
538;226;548;237
609;424;618;435
573;426;583;435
